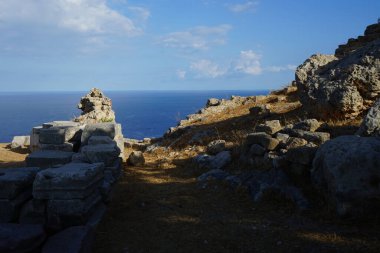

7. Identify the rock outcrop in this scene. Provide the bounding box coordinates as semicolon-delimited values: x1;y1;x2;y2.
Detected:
356;98;380;136
312;135;380;218
74;88;116;124
296;22;380;119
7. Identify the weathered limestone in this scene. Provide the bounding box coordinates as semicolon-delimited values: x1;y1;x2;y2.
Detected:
207;140;226;155
246;132;279;151
10;136;30;150
312;135;380;218
74;88;116;124
0;167;40;222
127;151;145;166
194;151;231;170
81;144;120;167
255;120;282;135
81;123;124;160
357;98;380;136
33;163;104;200
30;126;43;152
26;150;74;169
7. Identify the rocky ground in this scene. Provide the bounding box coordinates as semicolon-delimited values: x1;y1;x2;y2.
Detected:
1;21;380;253
94;148;380;253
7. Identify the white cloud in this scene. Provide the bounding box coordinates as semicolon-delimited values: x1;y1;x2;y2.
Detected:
234;50;262;75
128;6;151;22
186;50;296;79
190;60;226;78
176;69;187;79
228;1;258;13
0;0;147;35
266;64;297;72
159;24;232;50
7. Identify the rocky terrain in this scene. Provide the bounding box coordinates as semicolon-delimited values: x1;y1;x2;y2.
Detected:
1;21;380;252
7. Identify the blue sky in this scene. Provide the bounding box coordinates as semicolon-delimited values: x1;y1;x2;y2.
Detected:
0;0;379;91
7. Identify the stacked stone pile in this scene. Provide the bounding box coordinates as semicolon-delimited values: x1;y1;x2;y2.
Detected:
243;119;329;178
74;88;116;124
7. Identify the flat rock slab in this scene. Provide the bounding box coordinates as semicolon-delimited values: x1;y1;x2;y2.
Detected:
43;121;81;129
0;223;46;253
33;162;104;200
26;150;74;169
42;226;94;253
0;167;40;199
81;123;122;145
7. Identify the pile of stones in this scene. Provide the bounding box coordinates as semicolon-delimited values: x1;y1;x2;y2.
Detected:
243;119;330;177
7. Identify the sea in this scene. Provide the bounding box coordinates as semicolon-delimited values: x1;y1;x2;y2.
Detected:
0;90;268;143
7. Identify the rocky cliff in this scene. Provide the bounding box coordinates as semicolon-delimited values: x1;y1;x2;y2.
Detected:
296;22;380;119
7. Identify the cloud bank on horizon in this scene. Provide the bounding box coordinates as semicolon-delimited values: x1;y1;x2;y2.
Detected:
0;0;379;91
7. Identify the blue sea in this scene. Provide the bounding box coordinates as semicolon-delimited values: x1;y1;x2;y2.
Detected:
0;90;268;143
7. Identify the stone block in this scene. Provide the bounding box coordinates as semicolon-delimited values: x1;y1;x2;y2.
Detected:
81;123;122;146
88;136;114;145
81;144;120;167
0;190;33;222
246;132;279;150
0;167;40;199
0;223;46;253
10;136;30;150
42;226;94;253
39;128;66;144
39;125;82;144
30;126;43;152
39;142;74;152
26;150;74;169
33;162;104;200
19;199;47;224
255;120;282;134
47;191;102;227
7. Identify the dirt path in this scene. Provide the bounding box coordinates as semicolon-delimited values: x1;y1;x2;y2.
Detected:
94;153;380;253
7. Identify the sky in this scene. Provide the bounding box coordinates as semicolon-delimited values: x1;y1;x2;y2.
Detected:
0;0;379;91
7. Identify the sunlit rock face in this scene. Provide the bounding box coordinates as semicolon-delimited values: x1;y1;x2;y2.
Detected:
296;22;380;119
74;88;116;124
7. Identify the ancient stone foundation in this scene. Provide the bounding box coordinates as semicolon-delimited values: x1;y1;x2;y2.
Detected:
1;116;124;251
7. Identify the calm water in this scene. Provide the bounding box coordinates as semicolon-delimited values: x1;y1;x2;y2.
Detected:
0;90;268;142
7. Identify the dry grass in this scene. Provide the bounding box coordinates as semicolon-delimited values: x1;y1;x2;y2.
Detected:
0;143;28;168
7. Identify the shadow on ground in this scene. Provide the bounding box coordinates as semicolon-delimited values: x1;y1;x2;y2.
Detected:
94;159;380;253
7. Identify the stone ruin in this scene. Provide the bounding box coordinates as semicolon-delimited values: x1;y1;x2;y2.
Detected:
74;88;116;124
0;89;124;253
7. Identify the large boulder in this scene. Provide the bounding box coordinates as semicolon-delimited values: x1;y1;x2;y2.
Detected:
312;135;380;218
74;88;116;124
296;28;380;119
356;98;380;136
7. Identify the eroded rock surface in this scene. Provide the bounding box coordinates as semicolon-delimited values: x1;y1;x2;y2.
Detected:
74;88;116;124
